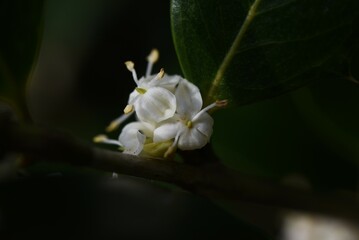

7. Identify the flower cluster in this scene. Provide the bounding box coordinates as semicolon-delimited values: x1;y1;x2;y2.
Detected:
94;49;227;158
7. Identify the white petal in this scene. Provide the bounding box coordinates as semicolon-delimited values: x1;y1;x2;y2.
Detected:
135;87;176;123
120;121;154;138
153;120;182;142
123;131;146;155
193;112;214;138
128;90;139;104
119;128;140;153
156;74;181;93
137;76;151;88
119;121;154;155
142;74;181;93
175;79;202;119
178;128;209;150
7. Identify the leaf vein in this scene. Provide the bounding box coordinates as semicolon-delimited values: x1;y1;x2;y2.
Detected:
255;0;298;16
207;0;262;102
235;21;351;55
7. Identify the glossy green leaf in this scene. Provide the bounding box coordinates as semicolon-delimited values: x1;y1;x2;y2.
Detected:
0;1;44;111
171;0;359;105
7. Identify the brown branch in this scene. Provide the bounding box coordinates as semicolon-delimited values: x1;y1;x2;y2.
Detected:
1;120;359;221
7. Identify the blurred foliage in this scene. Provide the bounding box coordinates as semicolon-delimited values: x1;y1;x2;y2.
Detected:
212;77;359;191
0;0;44;117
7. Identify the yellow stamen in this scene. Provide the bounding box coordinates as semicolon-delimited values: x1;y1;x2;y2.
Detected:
147;49;159;63
186;120;193;128
136;87;147;94
215;99;229;108
125;61;134;71
157;68;165;79
106;121;119;132
93;134;108;143
123;104;134;114
164;145;176;159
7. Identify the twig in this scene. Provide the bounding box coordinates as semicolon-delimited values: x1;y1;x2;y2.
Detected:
1;121;359;221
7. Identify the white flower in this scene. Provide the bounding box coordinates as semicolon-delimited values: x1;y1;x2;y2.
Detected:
153;79;227;157
106;49;180;132
94;48;227;159
94;121;154;155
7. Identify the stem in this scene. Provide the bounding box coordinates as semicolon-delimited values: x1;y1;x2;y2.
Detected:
207;0;262;102
2;121;359;221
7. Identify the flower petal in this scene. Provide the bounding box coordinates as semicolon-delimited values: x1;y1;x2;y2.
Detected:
119;121;154;155
153;120;182;143
193;112;214;138
175;79;202;119
156;74;181;93
120;121;155;138
141;74;181;93
128;90;139;104
123;131;146;155
135;87;176;123
178;128;209;150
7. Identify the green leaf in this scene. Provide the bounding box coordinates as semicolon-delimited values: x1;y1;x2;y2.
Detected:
0;1;44;113
171;0;359;105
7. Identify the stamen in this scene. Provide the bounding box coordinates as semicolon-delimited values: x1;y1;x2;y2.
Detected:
93;134;108;143
135;87;147;94
125;61;139;84
215;99;228;107
147;49;159;63
93;134;122;146
147;68;165;85
164;129;183;158
164;145;176;159
106;111;134;132
123;104;134;114
146;49;159;77
192;99;228;122
186;120;193;128
125;61;134;71
157;68;165;79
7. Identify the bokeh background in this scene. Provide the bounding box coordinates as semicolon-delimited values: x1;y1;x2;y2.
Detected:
1;0;359;239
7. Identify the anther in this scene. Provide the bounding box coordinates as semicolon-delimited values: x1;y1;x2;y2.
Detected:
135;87;147;94
123;104;134;114
125;61;134;71
147;49;159;63
215;99;228;108
157;68;165;79
186;120;193;128
93;134;108;143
